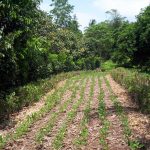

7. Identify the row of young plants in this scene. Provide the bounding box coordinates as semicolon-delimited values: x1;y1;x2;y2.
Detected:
52;77;88;149
0;76;79;149
35;76;84;143
0;72;80;120
74;75;95;147
104;76;143;150
98;77;110;150
110;67;150;113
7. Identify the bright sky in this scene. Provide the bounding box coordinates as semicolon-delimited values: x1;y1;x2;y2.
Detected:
40;0;150;31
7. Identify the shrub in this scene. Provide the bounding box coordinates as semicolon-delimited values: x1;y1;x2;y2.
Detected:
76;57;101;70
111;68;150;113
101;60;117;71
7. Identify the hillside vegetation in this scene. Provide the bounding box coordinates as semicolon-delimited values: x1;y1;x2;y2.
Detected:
0;1;149;90
0;1;150;149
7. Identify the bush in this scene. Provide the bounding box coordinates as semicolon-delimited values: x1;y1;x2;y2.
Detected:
101;60;117;71
111;68;150;113
0;72;79;121
76;56;101;70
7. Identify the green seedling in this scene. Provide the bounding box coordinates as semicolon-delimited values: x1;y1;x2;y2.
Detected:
98;77;110;149
0;78;79;148
104;76;142;150
52;78;88;150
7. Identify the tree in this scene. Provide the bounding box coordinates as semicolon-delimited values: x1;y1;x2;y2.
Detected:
112;23;137;67
50;0;74;28
133;5;150;70
0;0;42;89
84;21;114;60
106;9;126;52
68;15;82;34
89;19;97;27
106;9;126;29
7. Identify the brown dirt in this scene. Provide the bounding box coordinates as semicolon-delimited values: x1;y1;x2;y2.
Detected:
102;78;129;150
86;78;102;150
41;89;81;150
107;75;150;149
61;78;91;150
37;79;86;150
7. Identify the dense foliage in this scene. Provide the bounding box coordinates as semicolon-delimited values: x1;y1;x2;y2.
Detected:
0;0;150;117
84;7;150;71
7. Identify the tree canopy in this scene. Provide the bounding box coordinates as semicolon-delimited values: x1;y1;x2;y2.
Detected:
0;0;150;92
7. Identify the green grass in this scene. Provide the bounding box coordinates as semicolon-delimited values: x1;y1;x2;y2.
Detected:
101;60;117;72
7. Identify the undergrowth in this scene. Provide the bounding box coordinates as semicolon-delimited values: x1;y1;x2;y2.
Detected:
110;67;150;113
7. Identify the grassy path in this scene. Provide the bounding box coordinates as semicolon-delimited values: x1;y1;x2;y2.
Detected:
2;71;149;150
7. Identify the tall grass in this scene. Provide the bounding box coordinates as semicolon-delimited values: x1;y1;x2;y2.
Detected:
111;68;150;113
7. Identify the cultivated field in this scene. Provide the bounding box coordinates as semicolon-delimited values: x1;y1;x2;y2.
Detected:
0;71;149;150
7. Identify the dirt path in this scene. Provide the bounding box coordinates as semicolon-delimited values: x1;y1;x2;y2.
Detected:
86;77;102;150
102;78;129;150
2;72;150;150
62;78;91;150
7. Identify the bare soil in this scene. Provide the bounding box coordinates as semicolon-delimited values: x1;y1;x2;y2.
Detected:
86;78;102;150
102;79;129;150
62;79;91;150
